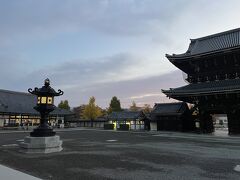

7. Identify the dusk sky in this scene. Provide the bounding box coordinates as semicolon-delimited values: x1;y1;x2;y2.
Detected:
1;0;240;108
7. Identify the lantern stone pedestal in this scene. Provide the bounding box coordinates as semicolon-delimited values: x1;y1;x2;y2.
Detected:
20;135;62;153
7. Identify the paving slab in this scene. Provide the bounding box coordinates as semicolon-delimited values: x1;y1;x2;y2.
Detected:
0;164;41;180
0;129;240;180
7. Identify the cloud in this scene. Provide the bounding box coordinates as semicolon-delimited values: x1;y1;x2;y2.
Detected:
0;0;240;109
0;0;239;49
0;0;191;47
7;52;146;90
0;60;181;108
21;53;143;86
59;70;186;108
130;93;165;100
0;53;29;88
17;49;178;90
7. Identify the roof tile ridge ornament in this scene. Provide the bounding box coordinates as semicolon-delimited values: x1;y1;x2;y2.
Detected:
188;39;199;55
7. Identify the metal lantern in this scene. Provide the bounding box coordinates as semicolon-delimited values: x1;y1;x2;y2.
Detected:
28;78;63;137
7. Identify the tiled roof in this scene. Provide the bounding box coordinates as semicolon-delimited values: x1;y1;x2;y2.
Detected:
51;107;73;116
162;78;240;96
108;111;145;120
67;118;107;122
0;89;72;115
151;102;187;115
166;28;240;59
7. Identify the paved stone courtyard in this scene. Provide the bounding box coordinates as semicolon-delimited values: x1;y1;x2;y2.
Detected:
0;129;240;180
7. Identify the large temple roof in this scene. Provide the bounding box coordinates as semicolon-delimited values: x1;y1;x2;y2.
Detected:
162;78;240;97
0;89;73;115
166;28;240;59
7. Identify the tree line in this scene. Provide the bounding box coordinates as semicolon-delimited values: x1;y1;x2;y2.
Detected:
58;96;152;121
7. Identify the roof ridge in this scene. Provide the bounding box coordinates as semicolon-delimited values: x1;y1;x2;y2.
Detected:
0;89;32;96
155;102;183;105
191;28;240;42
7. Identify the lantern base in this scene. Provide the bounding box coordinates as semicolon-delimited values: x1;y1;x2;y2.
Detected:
20;135;62;153
30;125;56;137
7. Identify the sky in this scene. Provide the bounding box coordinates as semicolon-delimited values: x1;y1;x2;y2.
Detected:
0;0;240;108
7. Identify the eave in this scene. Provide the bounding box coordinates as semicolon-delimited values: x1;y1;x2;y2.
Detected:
166;46;240;62
162;78;240;97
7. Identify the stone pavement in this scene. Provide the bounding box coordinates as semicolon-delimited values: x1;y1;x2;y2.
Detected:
1;129;240;180
0;164;41;180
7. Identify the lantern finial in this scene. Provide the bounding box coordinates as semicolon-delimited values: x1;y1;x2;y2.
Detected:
44;78;50;87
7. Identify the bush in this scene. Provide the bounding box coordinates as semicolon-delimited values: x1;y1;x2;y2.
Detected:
4;123;19;127
104;124;114;130
118;124;129;131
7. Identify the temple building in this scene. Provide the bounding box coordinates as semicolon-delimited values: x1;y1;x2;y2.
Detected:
0;89;73;128
150;102;194;132
107;111;147;130
162;28;240;134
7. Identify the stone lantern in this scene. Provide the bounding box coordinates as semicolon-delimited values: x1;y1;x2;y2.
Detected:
20;79;64;153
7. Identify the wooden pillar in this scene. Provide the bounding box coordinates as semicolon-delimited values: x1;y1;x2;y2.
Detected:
199;110;214;133
227;110;240;135
91;119;93;127
20;114;23;125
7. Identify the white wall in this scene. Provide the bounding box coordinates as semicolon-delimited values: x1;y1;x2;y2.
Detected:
150;122;157;131
0;119;4;127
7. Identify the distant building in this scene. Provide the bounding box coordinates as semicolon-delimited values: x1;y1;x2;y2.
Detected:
150;102;195;132
212;114;228;128
107;111;148;130
0;89;73;128
70;118;107;128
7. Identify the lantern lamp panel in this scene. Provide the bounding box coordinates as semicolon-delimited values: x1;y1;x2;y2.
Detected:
37;97;41;104
48;97;53;104
41;97;47;104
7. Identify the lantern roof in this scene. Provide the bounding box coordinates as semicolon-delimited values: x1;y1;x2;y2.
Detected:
28;79;63;96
